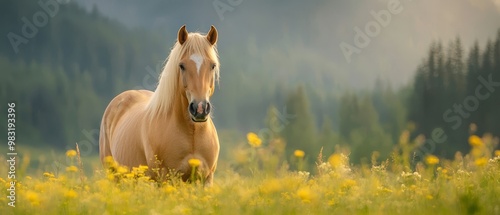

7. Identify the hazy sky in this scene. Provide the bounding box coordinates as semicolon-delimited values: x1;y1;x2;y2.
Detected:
76;0;500;89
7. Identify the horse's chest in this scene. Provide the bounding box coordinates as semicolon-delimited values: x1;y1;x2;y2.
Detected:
188;135;217;160
164;131;214;153
157;129;218;171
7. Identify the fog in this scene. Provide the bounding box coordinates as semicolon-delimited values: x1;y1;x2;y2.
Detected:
75;0;500;89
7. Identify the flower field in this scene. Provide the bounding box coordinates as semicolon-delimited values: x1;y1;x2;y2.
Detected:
1;134;500;215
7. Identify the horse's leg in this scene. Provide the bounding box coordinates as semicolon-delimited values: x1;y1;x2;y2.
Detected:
204;171;215;187
99;117;112;164
204;163;218;186
144;142;163;180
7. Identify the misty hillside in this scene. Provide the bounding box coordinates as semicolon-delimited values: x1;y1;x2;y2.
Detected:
76;0;500;88
1;0;499;164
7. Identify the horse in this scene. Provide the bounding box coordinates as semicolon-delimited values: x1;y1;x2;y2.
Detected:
99;25;220;185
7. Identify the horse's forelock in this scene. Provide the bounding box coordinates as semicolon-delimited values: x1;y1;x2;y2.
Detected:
176;33;220;80
147;32;219;120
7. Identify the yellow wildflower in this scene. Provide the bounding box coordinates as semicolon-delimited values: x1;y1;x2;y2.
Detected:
138;176;152;182
66;150;77;157
43;172;55;178
328;199;336;206
341;179;357;189
294;150;305;158
138;165;149;171
117;166;129;174
474;157;488;167
188;158;201;168
494;150;500;157
297;187;314;203
425;155;439;165
104;156;117;167
164;185;177;194
66;165;78;172
469;135;483;147
379;187;393;194
26;191;40;205
247;132;262;148
441;168;448;175
64;189;77;198
329;154;342;168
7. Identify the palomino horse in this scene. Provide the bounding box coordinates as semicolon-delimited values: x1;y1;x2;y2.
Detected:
99;25;220;184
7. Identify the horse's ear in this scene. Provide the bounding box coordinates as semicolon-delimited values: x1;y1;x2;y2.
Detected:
206;25;218;45
178;25;188;45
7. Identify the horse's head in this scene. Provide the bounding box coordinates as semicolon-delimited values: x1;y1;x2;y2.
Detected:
176;25;219;122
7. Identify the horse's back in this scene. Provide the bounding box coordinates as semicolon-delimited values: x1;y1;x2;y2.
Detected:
99;90;153;163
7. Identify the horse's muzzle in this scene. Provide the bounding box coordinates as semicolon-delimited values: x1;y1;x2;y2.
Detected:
189;100;210;122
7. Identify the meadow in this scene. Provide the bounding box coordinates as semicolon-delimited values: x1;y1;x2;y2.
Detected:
1;133;500;215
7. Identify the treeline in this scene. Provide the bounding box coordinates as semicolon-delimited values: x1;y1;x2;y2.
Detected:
265;31;500;165
0;1;166;148
408;32;500;158
271;82;406;165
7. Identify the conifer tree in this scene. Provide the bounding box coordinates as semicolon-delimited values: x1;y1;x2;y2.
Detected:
283;85;318;166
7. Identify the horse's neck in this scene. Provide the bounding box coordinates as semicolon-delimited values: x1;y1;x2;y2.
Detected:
171;93;190;125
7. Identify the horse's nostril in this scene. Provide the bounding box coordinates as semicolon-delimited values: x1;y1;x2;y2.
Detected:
205;102;211;114
189;102;196;115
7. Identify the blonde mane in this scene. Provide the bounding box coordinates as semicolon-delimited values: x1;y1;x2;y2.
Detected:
147;32;220;119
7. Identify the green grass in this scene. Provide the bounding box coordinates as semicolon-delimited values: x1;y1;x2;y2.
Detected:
1;139;500;214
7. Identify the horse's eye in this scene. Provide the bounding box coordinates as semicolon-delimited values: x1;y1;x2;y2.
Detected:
179;64;185;71
211;64;216;70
